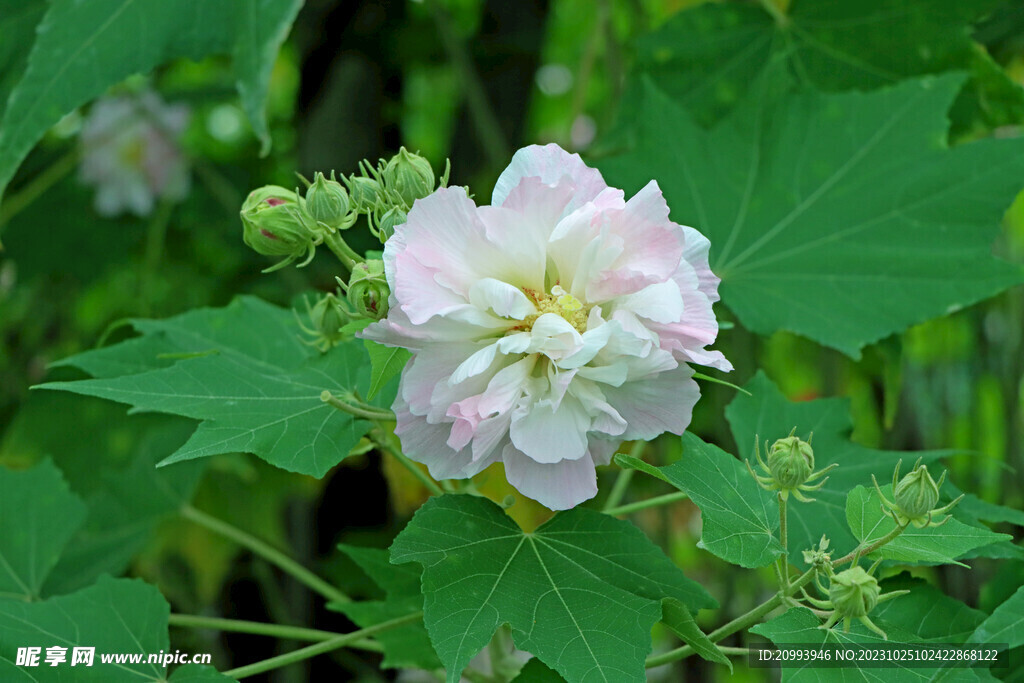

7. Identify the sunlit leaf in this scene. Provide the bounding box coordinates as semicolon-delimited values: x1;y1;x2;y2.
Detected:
390;494;715;683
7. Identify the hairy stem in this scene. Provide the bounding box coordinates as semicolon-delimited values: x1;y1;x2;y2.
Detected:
322;231;363;271
320;390;395;421
180;505;350;605
645;567;816;668
167;614;382;652
603;441;645;511
225;611;422;679
833;523;907;567
777;493;789;590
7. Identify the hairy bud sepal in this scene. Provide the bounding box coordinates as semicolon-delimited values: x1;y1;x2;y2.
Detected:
873;458;963;529
747;428;838;502
306;171;355;232
346;260;390;320
240;185;320;272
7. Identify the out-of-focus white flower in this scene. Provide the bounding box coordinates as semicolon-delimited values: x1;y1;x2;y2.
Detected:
79;90;190;217
363;144;731;510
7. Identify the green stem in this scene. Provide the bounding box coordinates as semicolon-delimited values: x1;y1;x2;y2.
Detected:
139;200;173;316
777;493;789;590
0;148;79;235
604;492;687;517
180;505;350;605
833;524;907;567
603;441;645;512
321;390;395;421
225;611;422;679
322;231;362;271
371;426;445;496
425;0;509;169
645;567;816;668
167;614;382;652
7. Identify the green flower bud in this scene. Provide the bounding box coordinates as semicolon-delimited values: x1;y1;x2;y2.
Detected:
893;461;942;522
382;147;434;207
240;185;318;270
306;291;351;350
767;435;815;490
829;567;881;619
306;172;351;229
345;175;381;214
347;260;390;320
375;205;407;242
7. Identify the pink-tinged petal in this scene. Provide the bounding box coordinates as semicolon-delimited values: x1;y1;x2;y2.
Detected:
468;278;535;320
446;395;482;451
680;223;720;303
393;250;466;324
395;400;482;479
471;414;512;463
602;365;700;441
492;143;608;211
398;345;478;415
449;342;500;385
585;181;685;302
478;356;536;416
502;445;598;510
509;394;590;464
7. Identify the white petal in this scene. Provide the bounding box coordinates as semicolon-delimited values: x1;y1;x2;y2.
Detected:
602;365;700;440
491;143;609;211
468;277;535;319
502;445;598;511
617;280;685;324
509;394;590;464
449;342;500;386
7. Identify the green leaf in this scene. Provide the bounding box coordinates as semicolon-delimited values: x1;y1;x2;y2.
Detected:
599;75;1024;357
661;598;731;671
968;584;1024;648
390;494;715;683
0;0;46;119
619;432;783;568
0;0;303;201
39;296;385;478
363;340;410;401
630;0;1022;130
330;545;439;670
0;576;176;681
0;460;86;601
512;658;566;683
725;373;950;567
169;664;239;682
846;484;1010;566
750;607;993;682
874;574;986;644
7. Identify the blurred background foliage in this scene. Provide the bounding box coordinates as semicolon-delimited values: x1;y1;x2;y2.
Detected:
1;0;1023;680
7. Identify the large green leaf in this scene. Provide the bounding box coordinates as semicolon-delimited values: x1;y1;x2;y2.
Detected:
1;391;206;596
599;75;1024;357
617;432;783;569
0;575;237;681
846;485;1010;566
390;494;716;683
0;460;86;601
39;296;387;478
874;575;986;644
661;598;731;670
0;0;46;119
329;545;439;670
725;373;949;567
629;0;1022;130
0;0;303;201
968;584;1024;648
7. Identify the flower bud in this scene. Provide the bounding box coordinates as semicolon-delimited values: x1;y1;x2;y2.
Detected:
893;460;942;521
306;172;351;230
345;175;381;214
829;567;881;619
767;435;815;490
305;291;351;350
382;147;434;207
347;260;390;320
240;186;318;269
375;205;407;242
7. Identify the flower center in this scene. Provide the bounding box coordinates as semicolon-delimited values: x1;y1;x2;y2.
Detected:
520;285;589;333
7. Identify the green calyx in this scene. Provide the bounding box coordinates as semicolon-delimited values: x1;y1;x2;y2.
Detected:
873;458;964;529
296;291;352;352
346;260;390;320
382;147;435;207
828;567;879;618
306;171;353;231
374;205;407;243
748;428;837;502
240;185;320;272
